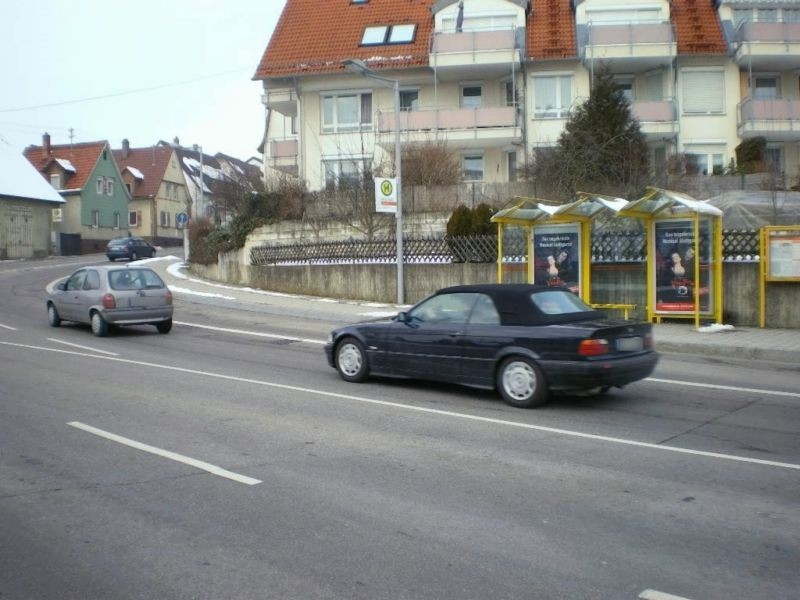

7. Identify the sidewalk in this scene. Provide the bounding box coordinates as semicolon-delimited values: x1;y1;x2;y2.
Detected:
147;255;800;366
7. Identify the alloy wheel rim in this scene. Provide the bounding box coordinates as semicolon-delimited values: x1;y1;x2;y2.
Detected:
503;361;535;400
338;344;362;377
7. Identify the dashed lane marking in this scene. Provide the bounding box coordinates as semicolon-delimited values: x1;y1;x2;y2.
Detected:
174;320;325;344
639;589;695;600
48;338;119;356
67;421;261;486
0;323;17;331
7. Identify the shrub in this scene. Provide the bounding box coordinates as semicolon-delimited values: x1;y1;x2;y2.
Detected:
446;205;473;237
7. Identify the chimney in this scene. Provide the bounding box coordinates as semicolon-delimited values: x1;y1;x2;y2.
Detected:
173;136;180;146
43;132;51;155
122;138;130;159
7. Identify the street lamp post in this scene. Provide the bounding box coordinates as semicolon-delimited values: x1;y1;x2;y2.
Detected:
343;58;404;305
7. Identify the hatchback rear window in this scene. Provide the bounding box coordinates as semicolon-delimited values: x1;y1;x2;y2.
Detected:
109;269;165;291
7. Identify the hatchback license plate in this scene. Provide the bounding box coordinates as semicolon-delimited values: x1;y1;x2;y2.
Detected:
617;336;643;352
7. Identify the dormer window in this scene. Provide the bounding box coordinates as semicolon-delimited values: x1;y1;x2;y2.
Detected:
50;173;62;189
361;24;416;46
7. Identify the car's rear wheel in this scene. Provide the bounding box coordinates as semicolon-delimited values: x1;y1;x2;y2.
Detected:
497;356;549;408
156;319;172;334
47;303;61;327
108;257;116;262
91;311;109;337
130;251;138;261
335;337;369;382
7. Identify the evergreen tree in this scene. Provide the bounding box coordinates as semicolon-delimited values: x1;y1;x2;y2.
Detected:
528;67;650;198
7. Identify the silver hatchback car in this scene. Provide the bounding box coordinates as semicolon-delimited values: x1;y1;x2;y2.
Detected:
46;265;173;336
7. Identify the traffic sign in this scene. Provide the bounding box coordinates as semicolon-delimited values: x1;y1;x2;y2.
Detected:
374;177;397;213
176;212;189;228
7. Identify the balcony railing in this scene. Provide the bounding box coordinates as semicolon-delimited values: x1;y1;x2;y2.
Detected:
630;100;676;123
377;106;517;133
586;21;674;47
431;28;517;54
735;21;800;44
738;98;800;140
268;138;298;174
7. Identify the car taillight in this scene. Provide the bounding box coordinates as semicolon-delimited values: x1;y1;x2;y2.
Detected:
102;293;116;309
165;289;173;305
579;338;609;357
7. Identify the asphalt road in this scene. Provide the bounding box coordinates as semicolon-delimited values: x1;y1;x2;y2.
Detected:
1;255;799;600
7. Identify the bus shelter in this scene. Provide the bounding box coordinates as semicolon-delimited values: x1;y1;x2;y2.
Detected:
619;187;723;327
491;194;627;305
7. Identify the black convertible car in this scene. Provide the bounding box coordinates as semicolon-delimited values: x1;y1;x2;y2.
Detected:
325;284;659;408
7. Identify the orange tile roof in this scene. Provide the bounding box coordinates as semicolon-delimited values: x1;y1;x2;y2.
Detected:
253;0;435;79
23;141;108;192
670;0;727;55
528;0;576;60
113;146;174;199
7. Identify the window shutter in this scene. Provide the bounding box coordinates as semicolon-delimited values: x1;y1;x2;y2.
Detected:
682;71;724;114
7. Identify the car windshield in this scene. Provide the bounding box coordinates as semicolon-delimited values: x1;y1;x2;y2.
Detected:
108;269;165;291
530;290;594;315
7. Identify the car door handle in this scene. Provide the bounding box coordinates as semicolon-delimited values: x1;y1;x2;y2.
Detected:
448;332;463;338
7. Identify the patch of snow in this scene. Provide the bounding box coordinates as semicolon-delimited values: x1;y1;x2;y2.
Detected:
697;323;736;333
168;285;236;300
55;158;76;172
126;166;144;180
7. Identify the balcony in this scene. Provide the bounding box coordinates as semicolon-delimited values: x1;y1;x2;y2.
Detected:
429;29;519;81
268;138;299;175
734;22;800;70
582;22;676;73
630;100;678;141
376;106;521;149
738;99;800;141
262;88;297;117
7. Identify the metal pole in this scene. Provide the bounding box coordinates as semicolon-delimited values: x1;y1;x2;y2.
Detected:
394;79;404;305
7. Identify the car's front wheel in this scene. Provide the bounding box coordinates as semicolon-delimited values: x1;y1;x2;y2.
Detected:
91;311;109;337
47;303;61;327
156;319;172;334
335;337;369;382
497;356;549;408
130;251;138;261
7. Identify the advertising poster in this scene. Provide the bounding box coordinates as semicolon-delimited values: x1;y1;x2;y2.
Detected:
767;228;800;280
654;219;711;313
533;225;580;295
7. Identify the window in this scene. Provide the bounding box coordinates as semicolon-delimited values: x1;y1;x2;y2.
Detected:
83;270;101;291
765;146;783;172
645;72;663;101
360;24;416;45
681;70;724;114
104;177;115;196
408;293;478;325
506;151;517;182
684;146;725;175
324;158;368;190
585;7;661;24
753;76;780;100
533;75;572;118
65;270;87;291
614;77;634;102
96;177;104;194
399;90;419;111
469;294;500;325
92;210;100;228
113;212;120;230
125;182;132;194
129;211;139;227
442;13;516;32
160;211;171;227
322;92;372;132
460;85;482;108
463;154;484;181
50;173;62;189
504;81;516;107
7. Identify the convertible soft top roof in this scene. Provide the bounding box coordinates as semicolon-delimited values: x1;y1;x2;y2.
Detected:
436;284;597;326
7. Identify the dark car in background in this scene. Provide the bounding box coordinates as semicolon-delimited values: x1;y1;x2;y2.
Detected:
325;284;658;408
106;236;156;261
46;265;173;337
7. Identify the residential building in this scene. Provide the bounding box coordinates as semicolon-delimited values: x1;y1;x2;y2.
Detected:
24;134;129;255
0;140;65;259
113;140;188;246
255;0;800;193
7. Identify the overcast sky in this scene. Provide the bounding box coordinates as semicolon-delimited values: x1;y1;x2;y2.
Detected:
0;0;284;160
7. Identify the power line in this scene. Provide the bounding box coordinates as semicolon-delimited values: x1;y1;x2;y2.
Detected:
0;68;252;113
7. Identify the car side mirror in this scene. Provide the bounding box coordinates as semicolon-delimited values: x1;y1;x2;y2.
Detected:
394;311;409;323
56;282;66;291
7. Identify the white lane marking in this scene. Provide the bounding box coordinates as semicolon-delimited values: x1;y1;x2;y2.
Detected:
2;340;799;472
67;421;261;486
174;320;325;345
0;323;17;331
639;589;695;600
648;377;800;399
168;286;236;300
176;323;800;399
48;338;119;356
